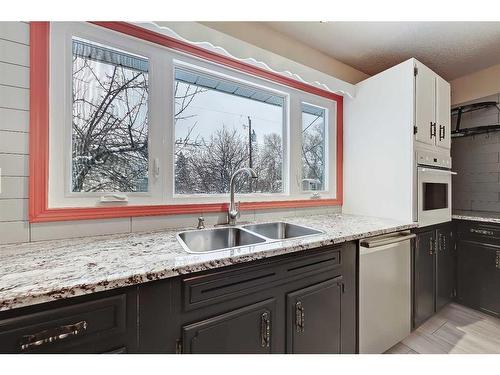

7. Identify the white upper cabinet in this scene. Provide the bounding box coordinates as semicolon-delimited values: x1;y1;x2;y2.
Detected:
436;76;451;150
415;63;436;146
414;60;451;151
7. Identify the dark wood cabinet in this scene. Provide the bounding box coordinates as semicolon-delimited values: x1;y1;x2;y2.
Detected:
144;242;357;354
413;222;455;328
414;229;436;327
436;226;456;310
182;299;276;354
0;288;137;354
456;221;500;318
286;277;342;354
0;242;357;354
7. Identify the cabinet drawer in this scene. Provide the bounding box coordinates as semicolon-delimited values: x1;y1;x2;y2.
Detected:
0;294;127;353
457;221;500;243
183;264;278;311
182;246;342;311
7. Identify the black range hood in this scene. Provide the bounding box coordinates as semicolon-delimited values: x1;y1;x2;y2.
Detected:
451;101;500;138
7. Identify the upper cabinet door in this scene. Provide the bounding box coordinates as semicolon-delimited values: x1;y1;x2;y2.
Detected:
415;62;436;147
436;76;451;150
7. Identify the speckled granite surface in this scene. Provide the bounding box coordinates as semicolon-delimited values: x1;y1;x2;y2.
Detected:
452;210;500;224
0;214;416;312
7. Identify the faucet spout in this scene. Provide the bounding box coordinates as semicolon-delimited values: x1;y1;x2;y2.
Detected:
228;168;258;225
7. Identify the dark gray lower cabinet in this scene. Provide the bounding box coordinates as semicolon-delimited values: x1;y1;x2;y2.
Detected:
141;242;357;354
286;277;342;354
456;221;500;318
414;229;436;327
0;242;357;354
0;288;137;353
413;222;455;328
182;299;276;354
436;226;456;310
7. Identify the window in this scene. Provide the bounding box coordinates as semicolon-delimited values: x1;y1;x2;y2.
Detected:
71;38;149;193
35;22;342;221
173;68;284;195
301;103;326;191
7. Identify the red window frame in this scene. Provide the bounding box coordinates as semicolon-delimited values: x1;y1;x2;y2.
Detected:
29;21;343;223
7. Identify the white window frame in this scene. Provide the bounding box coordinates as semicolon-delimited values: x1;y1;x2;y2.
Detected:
47;22;337;209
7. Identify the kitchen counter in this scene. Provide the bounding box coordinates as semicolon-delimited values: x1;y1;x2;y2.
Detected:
452;210;500;224
0;213;416;312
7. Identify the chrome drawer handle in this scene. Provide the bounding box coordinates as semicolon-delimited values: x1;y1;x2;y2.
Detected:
20;320;88;351
260;312;270;348
470;228;494;236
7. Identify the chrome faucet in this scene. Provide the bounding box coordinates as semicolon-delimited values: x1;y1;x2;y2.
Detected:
228;167;258;225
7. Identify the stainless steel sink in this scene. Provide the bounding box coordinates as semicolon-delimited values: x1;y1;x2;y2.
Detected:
177;227;266;254
242;222;322;240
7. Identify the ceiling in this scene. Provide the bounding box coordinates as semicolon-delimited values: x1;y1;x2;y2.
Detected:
264;22;500;81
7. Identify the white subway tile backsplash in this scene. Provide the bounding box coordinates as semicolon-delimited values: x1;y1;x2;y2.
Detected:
0;39;29;67
0;221;29;244
0;153;28;176
471;201;500;212
131;213;203;233
0;176;28;198
295;206;341;217
0;85;29;110
0;130;29;154
30;218;132;242
0;108;29;132
0;198;27;221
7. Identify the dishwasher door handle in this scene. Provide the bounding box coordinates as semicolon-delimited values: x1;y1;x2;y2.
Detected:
360;232;415;249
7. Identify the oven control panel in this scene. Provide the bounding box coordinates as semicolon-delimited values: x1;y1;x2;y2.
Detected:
416;151;451;169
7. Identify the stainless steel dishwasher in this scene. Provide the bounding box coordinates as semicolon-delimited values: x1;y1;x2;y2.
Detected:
359;231;415;354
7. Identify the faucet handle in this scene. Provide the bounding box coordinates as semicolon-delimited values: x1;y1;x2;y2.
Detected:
197;216;205;229
236;201;241;218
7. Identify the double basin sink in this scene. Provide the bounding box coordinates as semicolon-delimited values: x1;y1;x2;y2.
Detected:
177;222;323;254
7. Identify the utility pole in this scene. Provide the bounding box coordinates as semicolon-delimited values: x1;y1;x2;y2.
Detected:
247;116;253;169
246;116;254;193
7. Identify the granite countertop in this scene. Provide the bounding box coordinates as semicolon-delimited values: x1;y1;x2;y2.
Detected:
0;213;416;312
452;210;500;224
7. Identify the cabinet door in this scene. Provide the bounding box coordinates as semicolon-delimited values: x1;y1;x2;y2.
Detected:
436;227;455;311
436;76;451;150
415;62;436;146
457;240;500;317
286;277;342;354
181;299;276;354
414;230;436;327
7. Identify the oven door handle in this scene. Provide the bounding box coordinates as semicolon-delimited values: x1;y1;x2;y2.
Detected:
418;167;457;175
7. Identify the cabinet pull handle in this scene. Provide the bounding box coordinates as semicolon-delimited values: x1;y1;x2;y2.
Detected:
19;320;88;351
295;301;305;333
439;233;445;252
470;228;494;236
439;124;445;141
429;237;435;255
260;312;270;348
430;122;436;139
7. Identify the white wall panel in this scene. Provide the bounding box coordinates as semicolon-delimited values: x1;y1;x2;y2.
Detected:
0;85;29;110
0;153;28;176
0;221;29;244
0;176;28;198
0;198;27;221
0;62;29;88
0;108;28;132
0;22;29;45
0;39;29;67
0;130;28;154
